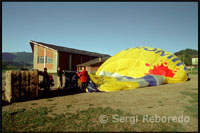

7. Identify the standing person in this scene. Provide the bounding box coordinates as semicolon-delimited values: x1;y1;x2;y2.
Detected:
43;67;50;94
77;67;88;92
57;67;64;89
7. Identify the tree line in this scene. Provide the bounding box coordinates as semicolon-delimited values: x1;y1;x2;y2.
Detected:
174;48;198;66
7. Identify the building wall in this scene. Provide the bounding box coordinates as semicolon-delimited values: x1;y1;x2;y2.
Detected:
89;62;103;74
71;54;97;71
59;52;98;71
76;62;104;74
59;52;69;71
53;50;58;73
90;66;99;72
192;58;198;66
46;48;54;58
72;54;82;71
82;55;96;63
33;44;38;69
33;43;103;73
36;45;57;73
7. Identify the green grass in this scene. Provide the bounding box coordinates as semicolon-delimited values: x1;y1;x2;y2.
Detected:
187;67;198;74
188;71;198;74
187;67;198;71
2;68;21;72
2;70;7;73
2;107;52;132
2;106;186;132
180;89;198;118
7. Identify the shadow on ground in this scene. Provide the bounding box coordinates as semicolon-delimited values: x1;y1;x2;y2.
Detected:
2;88;83;106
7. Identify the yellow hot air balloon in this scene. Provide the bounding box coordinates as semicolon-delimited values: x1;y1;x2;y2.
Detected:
87;46;189;92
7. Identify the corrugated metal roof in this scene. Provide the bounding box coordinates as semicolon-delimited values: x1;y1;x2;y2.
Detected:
30;40;110;57
77;56;110;66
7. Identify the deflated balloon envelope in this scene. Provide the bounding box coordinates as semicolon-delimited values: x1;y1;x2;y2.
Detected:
87;46;189;92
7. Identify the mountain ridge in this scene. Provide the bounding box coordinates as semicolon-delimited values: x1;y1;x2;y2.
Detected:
2;48;198;67
3;52;33;67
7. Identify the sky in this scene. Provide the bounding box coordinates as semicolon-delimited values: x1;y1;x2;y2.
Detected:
2;2;198;56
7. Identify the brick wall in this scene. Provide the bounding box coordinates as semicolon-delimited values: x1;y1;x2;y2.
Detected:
33;44;102;72
36;45;55;72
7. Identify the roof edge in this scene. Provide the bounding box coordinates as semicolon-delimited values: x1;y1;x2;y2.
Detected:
30;40;111;57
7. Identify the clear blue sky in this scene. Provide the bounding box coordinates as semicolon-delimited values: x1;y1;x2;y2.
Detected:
2;2;198;56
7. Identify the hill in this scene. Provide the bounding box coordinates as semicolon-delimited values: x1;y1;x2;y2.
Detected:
2;52;33;69
174;48;198;56
2;48;198;69
174;48;198;66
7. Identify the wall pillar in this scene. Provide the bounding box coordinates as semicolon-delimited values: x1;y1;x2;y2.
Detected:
69;54;72;71
44;48;46;68
52;50;58;73
33;45;38;69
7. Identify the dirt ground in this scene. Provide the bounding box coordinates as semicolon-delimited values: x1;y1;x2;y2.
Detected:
2;74;198;131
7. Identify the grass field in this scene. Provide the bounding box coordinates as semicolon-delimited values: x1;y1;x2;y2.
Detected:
187;66;198;74
180;88;198;119
2;106;186;132
2;86;198;131
2;71;198;132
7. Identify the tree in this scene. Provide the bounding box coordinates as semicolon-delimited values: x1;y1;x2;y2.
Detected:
174;49;197;66
184;54;191;66
2;62;7;69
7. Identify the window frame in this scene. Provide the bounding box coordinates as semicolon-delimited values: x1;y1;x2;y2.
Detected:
38;56;44;64
46;56;53;64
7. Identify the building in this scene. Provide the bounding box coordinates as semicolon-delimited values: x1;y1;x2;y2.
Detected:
191;55;198;66
30;40;110;73
76;56;110;74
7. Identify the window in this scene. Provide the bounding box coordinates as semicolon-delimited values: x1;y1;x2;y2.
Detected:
38;56;44;63
38;56;53;64
47;57;53;63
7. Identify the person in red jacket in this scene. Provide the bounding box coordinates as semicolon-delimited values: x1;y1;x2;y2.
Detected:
77;66;88;92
